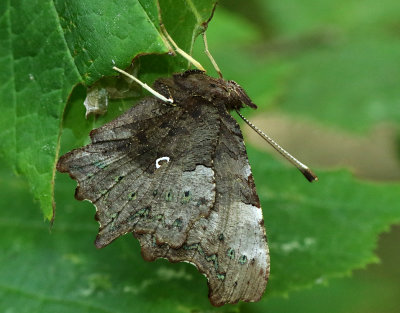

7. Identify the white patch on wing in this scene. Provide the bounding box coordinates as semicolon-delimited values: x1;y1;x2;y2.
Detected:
242;163;252;178
155;156;170;169
228;202;268;266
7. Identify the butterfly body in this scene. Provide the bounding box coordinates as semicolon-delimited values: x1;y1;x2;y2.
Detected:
57;70;269;306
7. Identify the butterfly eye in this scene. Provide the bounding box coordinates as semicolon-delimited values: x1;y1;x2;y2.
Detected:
209;83;216;88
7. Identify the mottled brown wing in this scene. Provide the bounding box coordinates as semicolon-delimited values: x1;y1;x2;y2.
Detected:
135;107;270;306
57;96;221;249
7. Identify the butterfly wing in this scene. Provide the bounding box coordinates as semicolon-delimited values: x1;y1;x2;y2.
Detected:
58;95;269;305
136;107;269;306
57;96;220;249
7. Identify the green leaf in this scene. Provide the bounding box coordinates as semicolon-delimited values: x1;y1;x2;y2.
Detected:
247;146;400;296
2;0;399;310
277;38;400;132
1;146;399;312
0;0;216;220
190;1;400;308
195;0;400;132
193;8;285;107
242;271;400;313
0;163;237;313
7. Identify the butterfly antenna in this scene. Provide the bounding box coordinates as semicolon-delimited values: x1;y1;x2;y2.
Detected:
236;110;318;182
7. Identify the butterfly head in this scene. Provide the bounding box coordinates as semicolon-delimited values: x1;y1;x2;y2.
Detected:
226;80;257;111
154;70;257;111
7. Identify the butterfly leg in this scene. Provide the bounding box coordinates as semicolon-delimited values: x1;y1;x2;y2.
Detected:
156;0;206;72
200;3;223;78
201;32;223;78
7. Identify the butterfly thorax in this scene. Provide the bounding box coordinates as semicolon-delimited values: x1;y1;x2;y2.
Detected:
153;70;257;112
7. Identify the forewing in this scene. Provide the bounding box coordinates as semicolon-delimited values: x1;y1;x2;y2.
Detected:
136;108;269;306
57;97;220;248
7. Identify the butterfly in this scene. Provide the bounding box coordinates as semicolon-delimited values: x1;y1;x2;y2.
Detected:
57;1;317;305
57;69;270;306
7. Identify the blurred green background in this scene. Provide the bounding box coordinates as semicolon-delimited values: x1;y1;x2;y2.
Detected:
1;0;399;312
